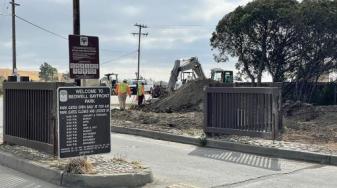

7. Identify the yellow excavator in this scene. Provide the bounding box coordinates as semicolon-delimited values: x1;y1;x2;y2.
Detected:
100;73;118;95
167;57;206;92
167;57;233;93
210;68;233;84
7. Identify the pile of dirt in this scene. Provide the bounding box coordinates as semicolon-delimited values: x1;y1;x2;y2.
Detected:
143;79;216;112
283;102;337;144
282;100;318;121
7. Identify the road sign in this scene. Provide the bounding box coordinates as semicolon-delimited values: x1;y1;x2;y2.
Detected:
69;35;99;79
57;87;110;158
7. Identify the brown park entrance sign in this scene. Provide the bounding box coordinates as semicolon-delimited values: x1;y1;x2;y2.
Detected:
69;35;99;79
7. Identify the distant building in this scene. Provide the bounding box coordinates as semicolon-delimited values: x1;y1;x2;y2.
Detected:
0;68;40;81
0;68;64;81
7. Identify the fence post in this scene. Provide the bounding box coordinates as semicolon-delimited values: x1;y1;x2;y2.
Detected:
271;88;282;140
333;82;337;105
203;86;209;134
3;87;6;141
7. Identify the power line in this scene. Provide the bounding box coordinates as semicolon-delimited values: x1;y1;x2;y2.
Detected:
148;24;214;30
1;0;9;15
150;24;206;27
100;49;133;53
14;15;126;54
55;50;137;66
15;15;67;40
101;50;138;65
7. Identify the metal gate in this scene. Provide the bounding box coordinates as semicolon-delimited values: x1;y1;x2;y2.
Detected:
204;87;282;139
3;82;73;154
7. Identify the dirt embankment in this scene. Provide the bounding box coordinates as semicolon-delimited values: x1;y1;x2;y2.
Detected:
142;79;216;113
283;101;337;145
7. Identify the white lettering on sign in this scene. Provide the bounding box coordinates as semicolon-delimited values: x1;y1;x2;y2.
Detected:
58;87;110;158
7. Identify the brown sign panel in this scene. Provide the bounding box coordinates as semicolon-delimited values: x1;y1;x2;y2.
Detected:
69;35;99;79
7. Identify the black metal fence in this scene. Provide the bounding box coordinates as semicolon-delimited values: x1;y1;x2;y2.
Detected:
204;87;282;139
3;82;73;154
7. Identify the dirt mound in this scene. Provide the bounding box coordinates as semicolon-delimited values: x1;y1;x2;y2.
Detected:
283;100;318;121
144;79;215;112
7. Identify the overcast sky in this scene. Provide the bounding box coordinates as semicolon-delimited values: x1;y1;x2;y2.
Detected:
0;0;252;81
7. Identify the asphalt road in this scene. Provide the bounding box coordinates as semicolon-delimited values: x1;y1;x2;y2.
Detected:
109;133;337;188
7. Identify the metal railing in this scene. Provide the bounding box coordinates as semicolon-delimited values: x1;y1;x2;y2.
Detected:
204;87;282;139
3;82;73;154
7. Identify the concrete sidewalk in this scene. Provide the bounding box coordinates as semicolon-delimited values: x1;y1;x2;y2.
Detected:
0;164;62;188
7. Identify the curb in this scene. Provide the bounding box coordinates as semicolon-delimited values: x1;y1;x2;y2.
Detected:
111;126;337;166
0;150;153;188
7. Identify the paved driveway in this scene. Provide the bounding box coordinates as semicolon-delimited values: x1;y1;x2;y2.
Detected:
109;133;337;188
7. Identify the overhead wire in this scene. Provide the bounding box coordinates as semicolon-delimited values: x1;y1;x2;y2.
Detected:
12;14;136;63
4;14;213;68
147;24;214;30
1;0;9;15
101;50;138;65
15;14;67;40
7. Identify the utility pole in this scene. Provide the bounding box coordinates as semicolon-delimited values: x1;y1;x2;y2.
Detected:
10;0;20;75
73;0;80;35
132;23;148;81
73;0;81;86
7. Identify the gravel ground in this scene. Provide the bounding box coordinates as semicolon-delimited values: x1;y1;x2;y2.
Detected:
111;109;204;137
111;109;337;156
212;135;337;156
0;144;147;175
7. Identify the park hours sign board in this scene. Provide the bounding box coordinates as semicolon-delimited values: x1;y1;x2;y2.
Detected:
57;87;110;158
69;35;99;79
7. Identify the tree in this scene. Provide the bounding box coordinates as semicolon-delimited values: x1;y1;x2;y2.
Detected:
211;0;299;84
39;62;58;81
294;0;337;82
291;0;337;101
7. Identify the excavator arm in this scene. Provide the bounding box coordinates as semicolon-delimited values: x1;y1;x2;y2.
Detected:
167;57;206;92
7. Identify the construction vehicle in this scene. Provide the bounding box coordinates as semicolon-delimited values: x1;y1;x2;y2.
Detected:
181;71;194;84
167;57;206;92
151;81;168;98
210;68;233;84
129;79;154;95
100;73;118;95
